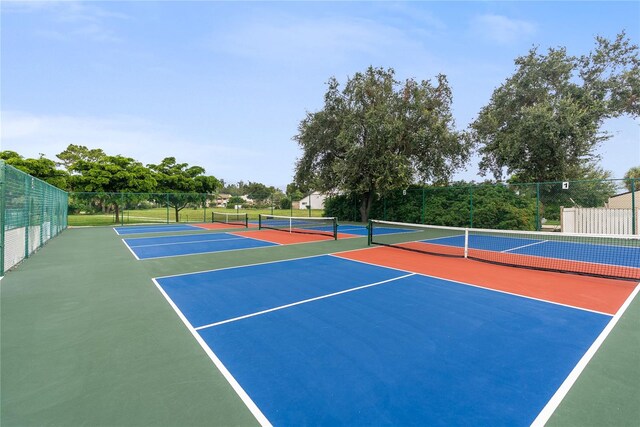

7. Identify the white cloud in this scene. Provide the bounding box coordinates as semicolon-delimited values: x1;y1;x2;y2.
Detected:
471;14;536;45
0;111;261;179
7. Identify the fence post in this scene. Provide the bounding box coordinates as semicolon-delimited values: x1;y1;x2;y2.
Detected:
166;193;169;224
0;162;5;276
383;196;386;220
25;177;31;259
41;185;46;248
421;187;426;224
536;183;541;231
203;194;207;222
632;179;636;235
469;187;474;228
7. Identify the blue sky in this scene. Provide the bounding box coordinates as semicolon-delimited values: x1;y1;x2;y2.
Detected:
1;1;638;189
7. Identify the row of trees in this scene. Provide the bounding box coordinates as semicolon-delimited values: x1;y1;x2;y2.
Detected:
1;146;222;222
294;32;640;221
1;146;310;221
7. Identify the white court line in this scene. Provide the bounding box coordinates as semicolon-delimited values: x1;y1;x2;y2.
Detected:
228;232;285;245
331;254;614;317
531;283;640;426
127;236;245;248
121;239;140;260
194;273;416;331
151;279;272;427
134;242;279;261
153;247;380;280
501;240;548;253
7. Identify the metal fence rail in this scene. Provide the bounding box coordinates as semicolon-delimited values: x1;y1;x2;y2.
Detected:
327;178;639;234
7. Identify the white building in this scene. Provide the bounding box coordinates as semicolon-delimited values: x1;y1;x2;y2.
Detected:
298;192;327;210
605;190;640;209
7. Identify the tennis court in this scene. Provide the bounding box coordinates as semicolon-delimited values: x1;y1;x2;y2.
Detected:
154;252;636;425
123;232;278;260
122;221;388;260
2;219;639;426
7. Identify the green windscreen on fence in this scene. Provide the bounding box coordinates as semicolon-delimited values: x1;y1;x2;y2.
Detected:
1;161;68;276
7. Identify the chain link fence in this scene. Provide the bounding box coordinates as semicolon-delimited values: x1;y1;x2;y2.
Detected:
1;161;68;276
67;192;322;226
325;178;639;234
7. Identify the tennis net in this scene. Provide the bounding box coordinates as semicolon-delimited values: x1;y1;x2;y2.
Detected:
211;212;248;227
368;219;640;281
259;214;338;239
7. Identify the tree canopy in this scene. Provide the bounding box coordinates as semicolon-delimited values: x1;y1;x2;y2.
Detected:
147;157;221;221
1;151;69;189
471;32;639;183
624;166;640;191
294;66;470;221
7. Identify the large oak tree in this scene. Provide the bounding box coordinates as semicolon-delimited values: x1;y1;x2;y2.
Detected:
471;32;639;183
294;66;470;222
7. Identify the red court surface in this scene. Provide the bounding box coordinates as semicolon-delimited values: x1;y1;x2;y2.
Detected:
234;229;357;245
193;222;258;230
336;246;637;315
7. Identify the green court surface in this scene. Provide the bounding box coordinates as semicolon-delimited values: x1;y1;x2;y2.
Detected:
1;227;639;426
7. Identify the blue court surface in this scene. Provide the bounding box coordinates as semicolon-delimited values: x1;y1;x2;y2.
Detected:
124;232;276;259
154;255;611;425
114;224;204;235
424;234;640;268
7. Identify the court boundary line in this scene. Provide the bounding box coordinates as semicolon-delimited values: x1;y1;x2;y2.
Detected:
113;224;203;236
131;240;281;261
193;273;416;331
131;233;361;261
153;248;380;280
121;230;230;241
121;239;141;261
151;278;272;427
127;236;246;248
531;283;640;426
330;254;615;317
501;240;548;253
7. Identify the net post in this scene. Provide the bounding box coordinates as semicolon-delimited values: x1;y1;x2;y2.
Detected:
463;228;469;259
258;214;263;230
333;217;338;240
244;212;248;228
367;220;372;246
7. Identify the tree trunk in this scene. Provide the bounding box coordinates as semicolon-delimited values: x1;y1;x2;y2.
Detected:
174;206;180;223
359;191;374;223
114;203;120;223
